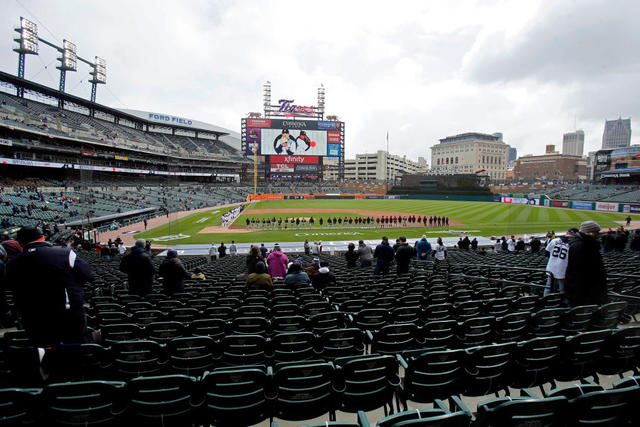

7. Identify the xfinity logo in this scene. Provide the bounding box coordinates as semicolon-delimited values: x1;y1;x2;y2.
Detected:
283;156;304;163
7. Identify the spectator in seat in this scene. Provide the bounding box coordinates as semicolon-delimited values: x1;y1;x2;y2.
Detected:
284;262;310;287
191;267;206;280
529;236;541;253
344;242;359;268
306;257;320;277
120;239;155;297
415;235;432;261
631;229;640;253
565;221;607;306
246;245;264;274
357;240;374;268
246;261;272;290
394;236;414;275
5;226;93;346
159;249;191;296
311;261;336;291
374;236;395;275
218;242;227;258
267;244;288;278
208;243;217;262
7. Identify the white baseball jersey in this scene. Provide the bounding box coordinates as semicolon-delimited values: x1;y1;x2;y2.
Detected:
545;237;569;279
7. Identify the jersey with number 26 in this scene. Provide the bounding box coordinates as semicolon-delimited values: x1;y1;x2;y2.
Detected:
545;237;569;279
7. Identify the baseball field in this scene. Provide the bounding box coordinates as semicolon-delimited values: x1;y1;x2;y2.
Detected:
134;199;637;245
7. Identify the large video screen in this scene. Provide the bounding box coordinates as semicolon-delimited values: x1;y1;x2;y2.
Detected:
245;119;341;157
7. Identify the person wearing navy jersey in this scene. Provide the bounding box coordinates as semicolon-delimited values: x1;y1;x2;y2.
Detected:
5;226;94;347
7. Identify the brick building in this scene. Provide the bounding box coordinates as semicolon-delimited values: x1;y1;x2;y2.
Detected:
514;153;587;181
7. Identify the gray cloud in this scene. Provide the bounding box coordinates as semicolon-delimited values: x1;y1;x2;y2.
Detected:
0;0;637;166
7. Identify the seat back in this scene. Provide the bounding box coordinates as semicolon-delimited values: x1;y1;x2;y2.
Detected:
167;336;217;376
464;342;516;397
128;374;200;425
371;323;419;354
334;354;400;414
511;336;565;389
566;386;640;426
42;380;128;425
402;349;466;403
271;332;317;363
318;328;365;359
202;367;270;426
474;395;568;427
272;362;336;421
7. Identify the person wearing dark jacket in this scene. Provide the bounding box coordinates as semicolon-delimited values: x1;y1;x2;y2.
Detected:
159;249;191;296
311;261;336;291
246;245;264;274
565;221;607;306
529;236;541;253
631;230;640;253
5;226;94;347
374;236;395;275
344;243;359;268
120;239;155;296
394;236;414;275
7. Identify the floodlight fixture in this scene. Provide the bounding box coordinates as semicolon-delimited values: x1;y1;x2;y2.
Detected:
13;17;39;55
90;56;106;84
57;39;77;71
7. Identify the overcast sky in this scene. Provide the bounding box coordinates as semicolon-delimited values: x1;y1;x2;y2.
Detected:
1;0;639;163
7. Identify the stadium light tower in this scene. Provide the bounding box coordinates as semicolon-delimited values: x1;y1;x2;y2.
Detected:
317;84;325;120
89;56;106;104
13;17;39;97
56;39;78;107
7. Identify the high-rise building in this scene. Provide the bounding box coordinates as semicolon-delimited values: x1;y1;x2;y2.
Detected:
562;130;584;157
430;132;508;180
507;146;517;166
602;118;631;149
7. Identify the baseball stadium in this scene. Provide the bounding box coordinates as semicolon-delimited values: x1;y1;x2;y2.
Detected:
2;13;640;427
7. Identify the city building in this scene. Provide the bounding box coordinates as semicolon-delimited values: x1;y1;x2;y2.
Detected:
586;151;597;181
602;118;631;149
430;132;508;181
513;147;587;181
344;150;427;182
562;130;584;157
507;146;518;167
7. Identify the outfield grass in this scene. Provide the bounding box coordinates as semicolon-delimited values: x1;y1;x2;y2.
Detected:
135;199;636;244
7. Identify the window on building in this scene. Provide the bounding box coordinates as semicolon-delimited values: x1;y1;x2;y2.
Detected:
455;157;458;164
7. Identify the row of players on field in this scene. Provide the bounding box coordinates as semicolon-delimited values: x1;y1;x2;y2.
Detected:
245;215;450;229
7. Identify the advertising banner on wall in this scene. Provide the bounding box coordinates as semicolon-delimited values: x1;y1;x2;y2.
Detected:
552;201;570;207
622;204;640;214
270;155;319;164
595;202;619;212
327;143;341;157
571;201;593;210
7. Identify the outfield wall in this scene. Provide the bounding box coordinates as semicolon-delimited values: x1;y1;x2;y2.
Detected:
497;193;640;214
247;193;386;201
402;194;494;202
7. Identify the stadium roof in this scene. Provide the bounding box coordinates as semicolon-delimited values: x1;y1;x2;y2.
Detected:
119;109;238;137
0;71;228;137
